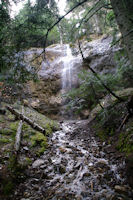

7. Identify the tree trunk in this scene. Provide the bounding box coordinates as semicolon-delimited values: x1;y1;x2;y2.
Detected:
110;0;133;66
6;106;46;135
15;120;23;152
14;106;24;152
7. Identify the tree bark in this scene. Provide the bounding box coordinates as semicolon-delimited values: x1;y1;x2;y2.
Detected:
110;0;133;66
14;107;24;152
15;120;23;152
6;106;46;135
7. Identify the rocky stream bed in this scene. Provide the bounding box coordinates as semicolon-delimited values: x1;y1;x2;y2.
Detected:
13;120;133;200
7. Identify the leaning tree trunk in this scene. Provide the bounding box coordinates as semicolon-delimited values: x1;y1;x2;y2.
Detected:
110;0;133;66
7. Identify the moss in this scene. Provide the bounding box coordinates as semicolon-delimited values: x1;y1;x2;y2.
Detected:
117;127;133;155
45;122;53;135
3;180;14;195
8;154;17;170
96;129;107;141
22;157;32;167
0;137;10;144
22;123;29;131
31;132;48;155
8;154;27;180
37;146;46;156
7;113;15;121
10;122;19;139
10;122;19;132
45;121;59;135
0;128;11;135
0;117;5;123
25;157;32;164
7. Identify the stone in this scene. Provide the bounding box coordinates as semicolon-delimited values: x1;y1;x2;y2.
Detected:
114;185;128;195
23;146;29;151
59;146;67;153
32;159;45;168
21;199;30;200
59;165;66;174
95;159;109;169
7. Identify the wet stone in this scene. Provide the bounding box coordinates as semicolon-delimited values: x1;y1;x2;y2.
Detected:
114;185;129;195
32;159;45;168
54;164;66;174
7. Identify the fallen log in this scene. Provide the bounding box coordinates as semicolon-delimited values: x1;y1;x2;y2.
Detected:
14;107;24;152
6;106;46;135
15;120;23;152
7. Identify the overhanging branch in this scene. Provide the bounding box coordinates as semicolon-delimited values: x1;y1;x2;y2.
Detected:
30;0;91;62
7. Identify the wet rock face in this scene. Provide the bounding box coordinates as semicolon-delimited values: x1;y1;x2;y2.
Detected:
24;44;82;119
79;35;121;74
24;36;121;118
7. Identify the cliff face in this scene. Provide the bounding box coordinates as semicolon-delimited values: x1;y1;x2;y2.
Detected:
23;35;121;119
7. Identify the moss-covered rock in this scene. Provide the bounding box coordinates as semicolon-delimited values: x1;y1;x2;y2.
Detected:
31;132;48;155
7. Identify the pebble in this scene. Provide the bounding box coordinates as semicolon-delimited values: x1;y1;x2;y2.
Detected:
23;146;29;151
21;199;30;200
32;159;45;168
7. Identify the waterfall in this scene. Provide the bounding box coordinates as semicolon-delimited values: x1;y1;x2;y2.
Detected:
62;44;74;91
61;44;76;118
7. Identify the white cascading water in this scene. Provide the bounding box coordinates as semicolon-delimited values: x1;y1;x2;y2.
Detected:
62;44;74;91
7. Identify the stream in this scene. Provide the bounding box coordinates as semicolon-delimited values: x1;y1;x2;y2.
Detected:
13;41;133;199
15;120;133;200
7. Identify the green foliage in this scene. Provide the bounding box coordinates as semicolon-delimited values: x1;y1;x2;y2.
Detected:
0;128;10;135
2;180;14;195
114;50;133;88
13;0;60;48
0;0;60;90
10;121;19;139
31;132;48;155
0;137;10;144
23;157;32;166
106;10;116;27
65;69;119;113
66;47;133;114
117;121;133;155
96;106;122;129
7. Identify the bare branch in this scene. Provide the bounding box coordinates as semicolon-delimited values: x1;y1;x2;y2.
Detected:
78;0;104;30
78;41;124;103
30;0;90;62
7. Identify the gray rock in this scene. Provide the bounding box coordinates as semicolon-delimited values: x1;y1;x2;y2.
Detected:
21;199;30;200
23;146;29;151
32;159;45;168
